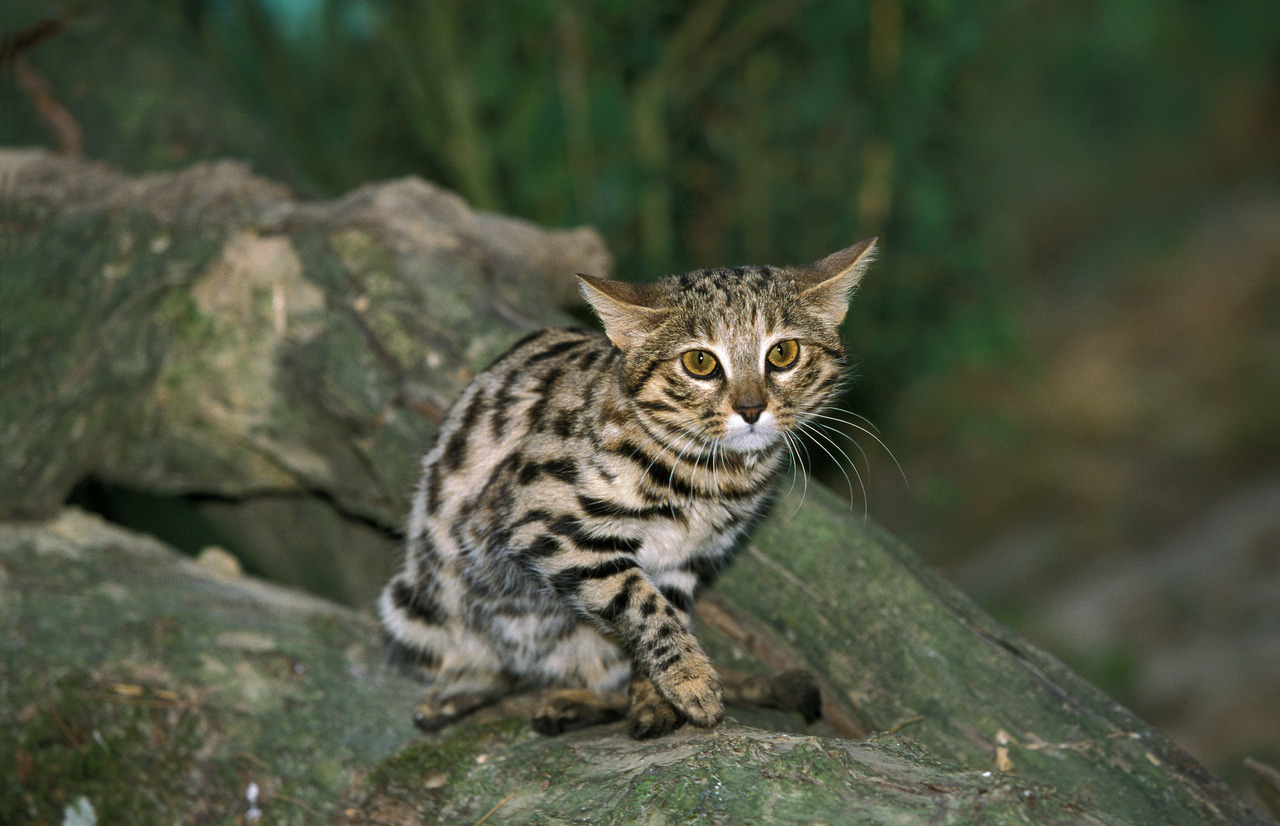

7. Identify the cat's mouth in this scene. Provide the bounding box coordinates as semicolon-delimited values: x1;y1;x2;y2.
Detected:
721;410;781;454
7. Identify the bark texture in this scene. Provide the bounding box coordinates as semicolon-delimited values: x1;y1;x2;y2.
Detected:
0;149;1270;825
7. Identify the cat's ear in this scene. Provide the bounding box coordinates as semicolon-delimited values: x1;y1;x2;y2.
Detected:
577;274;669;349
795;237;877;326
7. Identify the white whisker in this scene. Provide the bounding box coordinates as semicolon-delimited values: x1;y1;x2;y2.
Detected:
795;419;867;522
664;430;703;516
780;430;800;499
806;417;871;476
636;427;702;519
710;439;723;502
781;430;811;517
805;408;907;488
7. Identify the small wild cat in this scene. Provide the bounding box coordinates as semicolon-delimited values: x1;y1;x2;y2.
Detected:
380;238;877;739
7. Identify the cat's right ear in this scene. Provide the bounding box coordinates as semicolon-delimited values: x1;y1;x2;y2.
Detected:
796;237;878;326
577;274;669;349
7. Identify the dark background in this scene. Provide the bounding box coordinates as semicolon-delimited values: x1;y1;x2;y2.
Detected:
4;0;1278;792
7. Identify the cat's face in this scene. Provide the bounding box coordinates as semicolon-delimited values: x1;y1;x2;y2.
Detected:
620;268;848;456
580;240;876;457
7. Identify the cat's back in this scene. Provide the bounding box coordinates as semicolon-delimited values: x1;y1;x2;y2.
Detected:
455;326;616;440
415;327;617;520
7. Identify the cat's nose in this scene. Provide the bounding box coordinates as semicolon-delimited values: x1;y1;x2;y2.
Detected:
734;402;766;425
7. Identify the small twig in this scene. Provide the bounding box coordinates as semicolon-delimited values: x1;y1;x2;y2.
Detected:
95;683;188;709
40;676;85;752
886;715;922;735
1244;757;1280;819
0;5;81;66
472;791;516;826
14;57;83;156
273;791;323;819
235;751;271;770
3;6;87;156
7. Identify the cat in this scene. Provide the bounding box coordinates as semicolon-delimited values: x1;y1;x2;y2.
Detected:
379;238;877;739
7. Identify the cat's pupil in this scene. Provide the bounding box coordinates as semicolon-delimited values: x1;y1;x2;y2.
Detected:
682;349;718;377
768;339;799;368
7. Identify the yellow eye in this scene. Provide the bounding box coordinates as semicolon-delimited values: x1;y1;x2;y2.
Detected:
681;350;719;377
767;339;799;369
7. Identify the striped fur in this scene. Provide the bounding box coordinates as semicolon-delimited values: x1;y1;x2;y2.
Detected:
380;239;876;738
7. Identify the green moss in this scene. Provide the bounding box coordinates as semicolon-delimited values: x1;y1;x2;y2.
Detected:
360;720;530;822
328;228;391;276
1;514;424;824
0;200;225;517
351;724;1127;825
0;672;238;826
369;718;526;792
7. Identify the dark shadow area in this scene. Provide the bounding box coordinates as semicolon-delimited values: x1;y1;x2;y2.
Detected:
66;477;400;609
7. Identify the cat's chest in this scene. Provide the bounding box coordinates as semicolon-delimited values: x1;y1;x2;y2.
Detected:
577;459;761;571
631;507;742;571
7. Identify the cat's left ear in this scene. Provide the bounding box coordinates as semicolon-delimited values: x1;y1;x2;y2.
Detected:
577;274;670;349
796;237;877;326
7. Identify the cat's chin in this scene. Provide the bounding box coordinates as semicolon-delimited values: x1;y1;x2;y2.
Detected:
726;434;780;456
720;421;782;455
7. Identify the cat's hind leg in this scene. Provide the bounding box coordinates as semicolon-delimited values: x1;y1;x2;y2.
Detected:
380;575;517;731
396;630;518;732
526;623;632;735
411;666;517;732
530;688;628;735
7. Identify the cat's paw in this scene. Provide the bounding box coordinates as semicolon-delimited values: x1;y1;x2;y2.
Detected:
531;689;626;736
628;673;688;739
628;692;686;739
654;655;724;729
411;701;458;732
411;689;495;732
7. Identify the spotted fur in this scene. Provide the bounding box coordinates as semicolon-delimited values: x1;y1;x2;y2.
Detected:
380;239;876;738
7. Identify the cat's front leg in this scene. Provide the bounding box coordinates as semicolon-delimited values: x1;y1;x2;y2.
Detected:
545;558;724;733
625;588;723;732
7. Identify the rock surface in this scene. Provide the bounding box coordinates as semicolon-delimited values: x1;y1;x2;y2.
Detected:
1;147;610;602
0;508;1252;825
1;509;416;823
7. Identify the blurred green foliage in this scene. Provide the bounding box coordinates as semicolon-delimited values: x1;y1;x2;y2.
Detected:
200;0;1008;397
194;0;1278;416
6;0;1277;423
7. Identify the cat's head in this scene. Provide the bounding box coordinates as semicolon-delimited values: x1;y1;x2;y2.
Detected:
579;239;876;456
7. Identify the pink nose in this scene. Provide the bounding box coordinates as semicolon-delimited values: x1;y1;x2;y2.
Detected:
734;403;765;425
